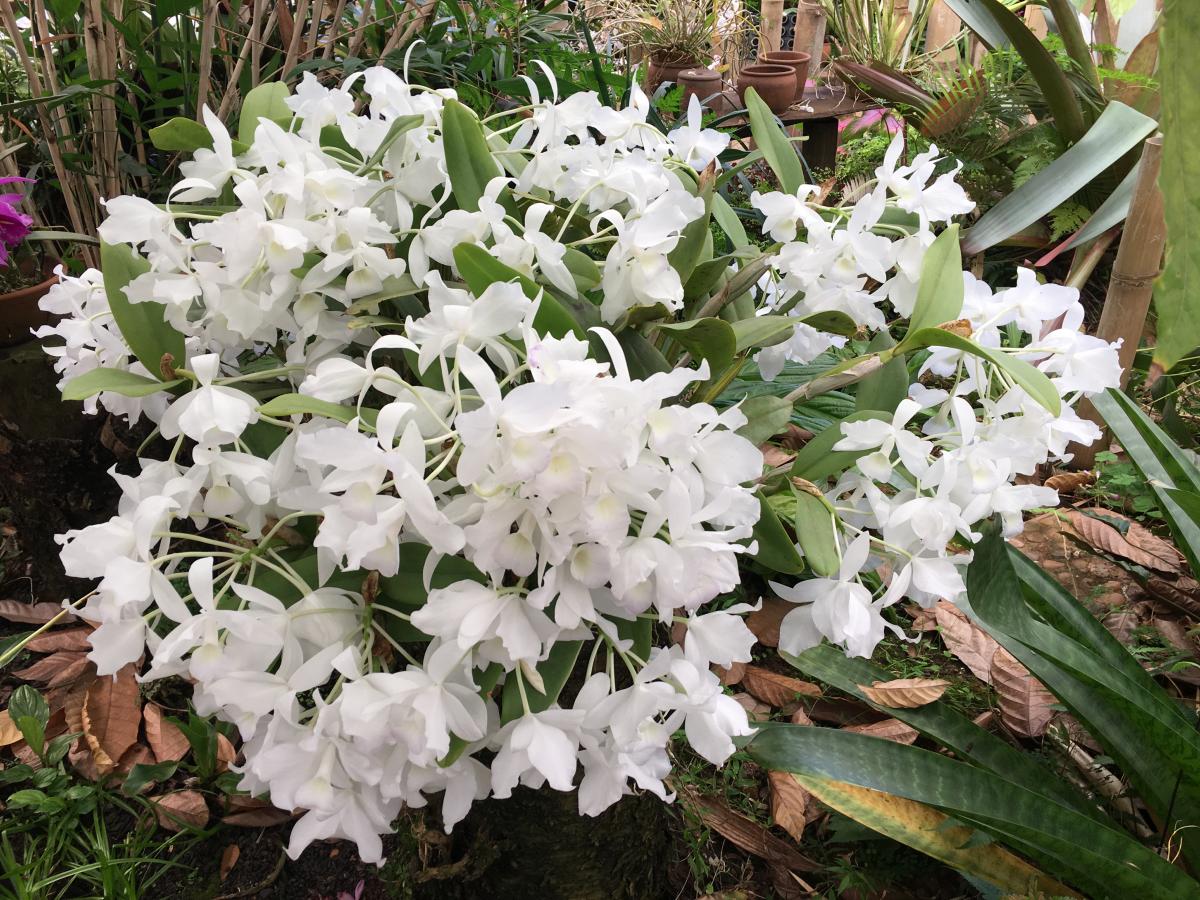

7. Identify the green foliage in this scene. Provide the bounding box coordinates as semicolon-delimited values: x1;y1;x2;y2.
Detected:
1047;200;1091;242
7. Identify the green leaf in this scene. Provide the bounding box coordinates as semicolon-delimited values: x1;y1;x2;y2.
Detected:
668;189;714;285
1054;158;1139;255
562;248;602;292
790;410;889;483
712;192;750;249
358;114;423;172
744;87;805;195
257;394;378;427
615;330;672;378
100;241;186;378
122;761;179;796
441;99;503;213
148;117;214;153
8;685;48;733
731;316;796;353
1153;486;1200;578
796;310;858;337
238;82;292;144
902;225;963;338
855;332;908;414
750;491;805;575
736;395;794;446
791;487;839;577
748;725;1194;899
653;318;736;373
1154;0;1200;373
452;243;585;341
61;368;183;402
902;328;1061;415
1090;388;1200;493
960;102;1157;255
500;641;584;724
944;0;1086;145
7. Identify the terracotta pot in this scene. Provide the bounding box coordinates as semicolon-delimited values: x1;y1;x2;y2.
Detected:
736;63;796;113
758;50;812;102
678;67;725;112
0;267;58;347
647;53;699;94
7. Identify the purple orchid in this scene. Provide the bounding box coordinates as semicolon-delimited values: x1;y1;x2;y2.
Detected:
0;176;34;268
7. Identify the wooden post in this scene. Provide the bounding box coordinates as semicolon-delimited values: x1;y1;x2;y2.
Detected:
792;1;827;65
761;0;785;55
1024;5;1049;39
926;0;962;66
1071;135;1166;468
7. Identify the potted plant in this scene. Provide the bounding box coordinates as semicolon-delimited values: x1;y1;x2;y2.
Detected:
0;178;56;346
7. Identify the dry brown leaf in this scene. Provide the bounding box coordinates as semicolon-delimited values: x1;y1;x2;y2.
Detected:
68;739;100;781
768;864;812;900
761;445;796;469
144;703;190;763
13;651;87;683
859;677;950;709
117;743;155;774
907;604;939;631
25;628;92;654
220;844;240;882
0;710;22;746
933;601;1000;683
746;597;792;648
682;788;820;873
714;661;746;687
1066;510;1182;574
216;732;237;772
0;600;75;625
1102;610;1139;645
790;706;814;726
767;771;810;842
45;654;94;689
1044;470;1096;493
150;790;209;832
221;797;294;827
991;648;1056;738
1154;619;1197;657
82;663;142;775
741;666;821;707
732;692;773;722
843;718;919;744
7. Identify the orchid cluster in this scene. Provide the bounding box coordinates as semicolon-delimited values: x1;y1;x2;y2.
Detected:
35;66;1119;864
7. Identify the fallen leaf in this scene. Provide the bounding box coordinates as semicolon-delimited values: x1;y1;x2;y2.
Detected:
746;597;792;648
732;692;773;722
150;790;209;832
859;677;950;709
0;710;21;746
778;424;815;450
761;445;796;469
1067;509;1182;574
82;663;142;775
844;718;919;744
1101;610;1139;645
0;600;75;625
216;732;237;772
714;661;746;686
144;703;190;763
117;743;155;774
1155;619;1197;657
681;788;820;873
1044;470;1096;493
25;628;92;654
789;707;814;726
991;648;1056;738
45;654;94;689
221;797;294;827
933;601;1000;683
907;604;939;631
13;651;87;683
220;844;240;882
741;666;821;707
768;864;812;900
768;771;810;842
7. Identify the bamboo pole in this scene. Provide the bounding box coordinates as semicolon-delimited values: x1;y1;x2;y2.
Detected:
1071;134;1166;468
760;0;785;54
925;0;962;66
792;1;826;64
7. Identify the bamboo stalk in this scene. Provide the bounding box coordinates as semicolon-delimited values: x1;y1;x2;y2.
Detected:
321;0;348;60
760;0;784;54
282;0;309;78
196;0;219;116
1071;134;1166;468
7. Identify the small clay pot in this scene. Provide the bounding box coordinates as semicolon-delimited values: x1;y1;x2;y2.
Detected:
758;50;812;102
647;53;699;94
737;63;797;113
0;266;58;347
678;66;725;112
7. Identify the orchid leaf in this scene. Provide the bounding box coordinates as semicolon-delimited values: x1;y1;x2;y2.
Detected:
61;368;182;401
751;491;805;575
238;81;292;144
442;99;503;213
791;486;839;577
789;411;890;483
744;87;804;195
99;241;186;378
453;243;585;341
500;640;584;724
258;394;378;428
901;225;963;339
736;395;793;445
653;318;736;373
732;316;797;352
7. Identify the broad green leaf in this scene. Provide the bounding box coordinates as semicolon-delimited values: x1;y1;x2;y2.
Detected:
615;330;672;378
944;0;1086;144
796;310;858;337
1153;486;1200;578
258;394;378;427
615;616;652;663
792;774;1079;898
736;395;793;445
750;491;805;575
902;328;1060;415
100;241;186;377
731;315;796;353
903;225;963;337
452;243;585;341
1154;0;1200;373
441;99;502;213
1053;159;1139;255
791;486;839;577
668;190;713;284
500;640;584;724
562;248;601;292
122;761;179;796
712;192;750;249
790;411;890;483
238;82;292;144
358;114;423;172
960;102;1157;255
685;254;736;303
744;87;805;195
149;117;216;153
855;331;908;414
1091;388;1200;492
61;368;183;401
653;318;736;374
748;725;1193;899
8;685;48;732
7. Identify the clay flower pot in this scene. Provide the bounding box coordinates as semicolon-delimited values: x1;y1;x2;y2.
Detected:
758;50;812;102
678;67;725;112
737;63;797;113
0;264;57;347
647;53;700;94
